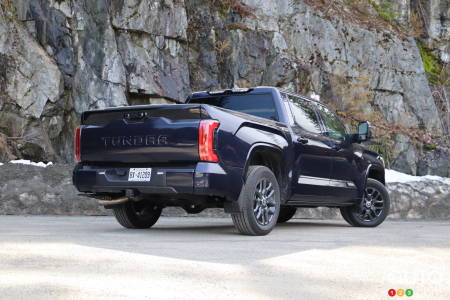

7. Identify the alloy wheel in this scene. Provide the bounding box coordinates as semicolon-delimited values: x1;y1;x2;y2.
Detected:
253;178;276;226
357;186;385;222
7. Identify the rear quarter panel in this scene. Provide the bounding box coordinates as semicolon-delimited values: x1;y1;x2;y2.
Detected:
200;105;290;203
191;88;292;203
203;106;289;169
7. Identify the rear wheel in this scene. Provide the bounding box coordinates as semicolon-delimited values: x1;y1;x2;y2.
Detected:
340;178;390;227
231;166;281;236
277;206;297;223
113;200;162;229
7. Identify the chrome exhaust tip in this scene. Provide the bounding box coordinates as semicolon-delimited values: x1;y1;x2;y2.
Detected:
98;196;130;206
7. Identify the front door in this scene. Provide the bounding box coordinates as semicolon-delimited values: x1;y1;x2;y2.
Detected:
315;103;359;203
283;94;334;203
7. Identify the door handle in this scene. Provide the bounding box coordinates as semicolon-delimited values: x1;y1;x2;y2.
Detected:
332;144;341;150
297;137;309;144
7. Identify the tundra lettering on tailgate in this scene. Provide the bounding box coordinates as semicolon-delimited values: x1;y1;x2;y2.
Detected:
101;135;168;148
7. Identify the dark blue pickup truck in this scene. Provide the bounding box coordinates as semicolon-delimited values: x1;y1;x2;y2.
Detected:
73;87;389;235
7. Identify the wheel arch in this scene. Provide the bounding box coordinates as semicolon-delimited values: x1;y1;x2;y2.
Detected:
244;143;288;203
366;165;385;185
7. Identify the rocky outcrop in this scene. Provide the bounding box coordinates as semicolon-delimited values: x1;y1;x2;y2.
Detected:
293;180;450;220
1;163;449;220
0;0;449;175
0;163;107;215
413;0;450;62
0;17;63;119
388;180;450;219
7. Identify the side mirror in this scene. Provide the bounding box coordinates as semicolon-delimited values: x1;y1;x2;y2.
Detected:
357;121;372;142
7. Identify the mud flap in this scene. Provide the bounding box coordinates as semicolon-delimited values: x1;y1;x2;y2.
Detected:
223;187;246;213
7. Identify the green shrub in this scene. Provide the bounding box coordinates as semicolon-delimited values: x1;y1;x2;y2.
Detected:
423;144;437;151
417;41;443;85
373;1;400;23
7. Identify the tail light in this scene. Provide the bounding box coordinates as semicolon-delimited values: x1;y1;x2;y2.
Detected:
198;120;220;162
74;126;81;162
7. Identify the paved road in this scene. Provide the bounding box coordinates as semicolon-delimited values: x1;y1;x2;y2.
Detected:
0;216;449;300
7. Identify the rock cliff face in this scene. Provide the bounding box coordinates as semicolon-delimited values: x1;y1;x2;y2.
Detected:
0;0;449;175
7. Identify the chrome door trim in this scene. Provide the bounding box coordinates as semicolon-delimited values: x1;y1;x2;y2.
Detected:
297;175;329;186
298;176;356;189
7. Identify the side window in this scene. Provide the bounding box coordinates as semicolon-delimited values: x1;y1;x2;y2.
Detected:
285;95;321;134
282;96;295;125
316;104;347;141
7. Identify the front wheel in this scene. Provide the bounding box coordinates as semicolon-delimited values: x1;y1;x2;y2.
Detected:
231;166;281;236
340;178;390;227
113;200;162;229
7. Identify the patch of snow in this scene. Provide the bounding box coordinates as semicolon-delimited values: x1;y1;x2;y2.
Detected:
310;93;321;101
386;169;450;184
8;160;53;168
441;52;450;63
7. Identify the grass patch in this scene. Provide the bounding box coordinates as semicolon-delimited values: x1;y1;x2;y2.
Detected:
417;41;447;85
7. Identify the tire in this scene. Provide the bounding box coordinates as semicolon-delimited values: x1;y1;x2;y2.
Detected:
340;178;390;227
113;200;162;229
277;206;297;223
231;166;281;236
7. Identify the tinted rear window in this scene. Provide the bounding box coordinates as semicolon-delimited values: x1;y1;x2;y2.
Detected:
189;94;278;121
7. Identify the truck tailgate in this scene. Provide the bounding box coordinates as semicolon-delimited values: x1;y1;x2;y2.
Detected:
80;105;202;163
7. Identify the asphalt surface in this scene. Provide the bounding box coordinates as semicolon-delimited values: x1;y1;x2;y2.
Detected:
0;216;449;300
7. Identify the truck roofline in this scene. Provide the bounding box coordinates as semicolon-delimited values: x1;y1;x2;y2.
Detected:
189;86;280;99
190;86;322;106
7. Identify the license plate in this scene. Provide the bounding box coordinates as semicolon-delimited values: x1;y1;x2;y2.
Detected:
128;168;152;182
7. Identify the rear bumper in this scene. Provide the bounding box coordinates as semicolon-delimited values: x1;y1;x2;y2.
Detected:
72;163;243;201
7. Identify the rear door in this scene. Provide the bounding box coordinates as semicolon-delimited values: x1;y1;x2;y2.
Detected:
283;94;334;202
80;105;202;163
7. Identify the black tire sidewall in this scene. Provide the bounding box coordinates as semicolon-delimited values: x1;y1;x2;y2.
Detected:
343;178;390;227
241;166;281;234
115;201;162;229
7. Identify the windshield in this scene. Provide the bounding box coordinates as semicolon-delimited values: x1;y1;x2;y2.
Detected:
189;93;278;121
